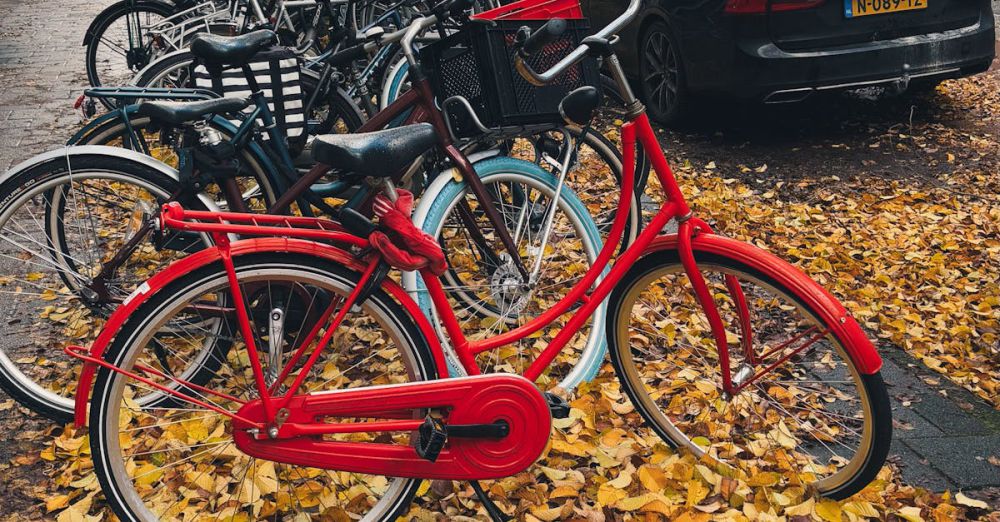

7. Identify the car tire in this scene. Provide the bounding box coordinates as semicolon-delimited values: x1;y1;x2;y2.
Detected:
639;21;688;126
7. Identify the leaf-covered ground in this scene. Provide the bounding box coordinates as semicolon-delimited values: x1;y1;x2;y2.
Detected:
1;61;998;522
646;72;1000;410
2;371;997;522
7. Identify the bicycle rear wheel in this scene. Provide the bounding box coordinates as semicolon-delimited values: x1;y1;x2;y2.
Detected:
90;253;435;521
0;153;215;421
607;249;891;498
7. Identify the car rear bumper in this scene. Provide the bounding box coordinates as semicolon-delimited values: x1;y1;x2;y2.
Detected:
714;12;995;101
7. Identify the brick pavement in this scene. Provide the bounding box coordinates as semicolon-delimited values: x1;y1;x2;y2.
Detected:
880;348;1000;491
0;0;108;171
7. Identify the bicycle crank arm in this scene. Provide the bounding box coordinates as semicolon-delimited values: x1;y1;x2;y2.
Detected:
232;374;551;480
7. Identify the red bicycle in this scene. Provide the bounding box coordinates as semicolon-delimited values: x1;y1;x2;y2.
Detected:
68;0;891;519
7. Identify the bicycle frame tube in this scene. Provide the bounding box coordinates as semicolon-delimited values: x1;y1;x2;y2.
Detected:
420;119;660;376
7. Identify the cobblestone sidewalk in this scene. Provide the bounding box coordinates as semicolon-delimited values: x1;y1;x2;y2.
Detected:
0;0;99;171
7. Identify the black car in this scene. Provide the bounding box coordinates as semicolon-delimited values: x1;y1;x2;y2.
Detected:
583;0;996;123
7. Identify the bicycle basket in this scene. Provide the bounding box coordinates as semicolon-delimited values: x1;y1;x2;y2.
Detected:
422;19;601;138
192;47;305;142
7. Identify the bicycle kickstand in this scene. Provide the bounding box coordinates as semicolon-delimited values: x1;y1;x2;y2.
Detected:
470;480;512;522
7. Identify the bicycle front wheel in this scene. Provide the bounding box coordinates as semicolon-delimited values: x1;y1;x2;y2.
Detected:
90;253;435;521
607;249;891;499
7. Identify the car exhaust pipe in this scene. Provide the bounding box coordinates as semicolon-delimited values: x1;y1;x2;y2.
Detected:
763;87;814;104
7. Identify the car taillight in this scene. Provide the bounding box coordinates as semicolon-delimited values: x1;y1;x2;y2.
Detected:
724;0;825;13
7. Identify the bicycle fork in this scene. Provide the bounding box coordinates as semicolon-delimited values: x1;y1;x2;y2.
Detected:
676;218;828;397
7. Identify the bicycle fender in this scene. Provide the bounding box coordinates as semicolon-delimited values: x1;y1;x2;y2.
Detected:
67;111;127;145
643;233;882;375
1;146;220;213
73;238;448;427
129;49;192;86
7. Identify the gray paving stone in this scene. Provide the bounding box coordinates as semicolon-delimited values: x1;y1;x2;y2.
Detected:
892;402;946;440
0;134;22;150
880;348;1000;490
907;384;992;437
904;436;1000;489
879;352;929;391
0;0;101;170
889;442;955;492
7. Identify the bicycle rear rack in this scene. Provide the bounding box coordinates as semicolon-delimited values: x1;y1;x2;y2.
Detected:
83;86;219;103
76;87;221;120
159;202;366;247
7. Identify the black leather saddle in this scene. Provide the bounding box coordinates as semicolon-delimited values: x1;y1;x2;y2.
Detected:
312;123;438;177
190;30;278;66
136;97;250;125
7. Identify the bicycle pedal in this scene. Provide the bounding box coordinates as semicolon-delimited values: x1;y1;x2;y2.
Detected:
415;416;447;463
543;392;570;419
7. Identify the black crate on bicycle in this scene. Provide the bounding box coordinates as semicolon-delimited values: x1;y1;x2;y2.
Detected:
423;19;601;137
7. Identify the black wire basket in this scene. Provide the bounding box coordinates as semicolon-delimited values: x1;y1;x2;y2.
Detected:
422;19;601;137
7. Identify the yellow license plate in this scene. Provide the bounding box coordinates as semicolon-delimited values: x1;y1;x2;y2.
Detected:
845;0;926;17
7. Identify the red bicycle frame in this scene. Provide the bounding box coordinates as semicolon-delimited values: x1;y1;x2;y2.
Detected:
68;1;883;475
69;96;881;433
418;112;882;392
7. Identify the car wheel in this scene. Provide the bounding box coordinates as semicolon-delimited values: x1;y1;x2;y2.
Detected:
639;21;687;125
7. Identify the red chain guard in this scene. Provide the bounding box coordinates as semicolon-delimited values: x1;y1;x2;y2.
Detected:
232;374;551;480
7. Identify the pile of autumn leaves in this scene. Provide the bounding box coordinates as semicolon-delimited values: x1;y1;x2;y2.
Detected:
42;372;996;521
400;376;996;521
